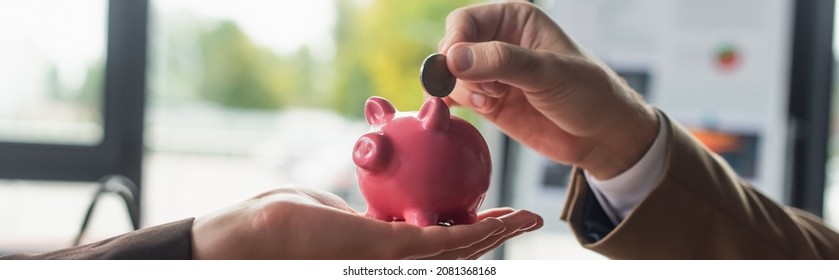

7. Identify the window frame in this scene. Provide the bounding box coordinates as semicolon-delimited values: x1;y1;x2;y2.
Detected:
0;0;148;223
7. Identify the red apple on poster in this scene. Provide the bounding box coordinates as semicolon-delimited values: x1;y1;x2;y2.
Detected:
716;44;740;71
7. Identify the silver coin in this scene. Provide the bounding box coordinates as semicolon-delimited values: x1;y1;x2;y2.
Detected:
420;53;456;97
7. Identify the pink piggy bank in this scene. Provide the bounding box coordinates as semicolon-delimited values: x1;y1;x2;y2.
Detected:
352;96;491;227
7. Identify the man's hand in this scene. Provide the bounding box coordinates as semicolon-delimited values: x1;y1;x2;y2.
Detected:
439;1;659;179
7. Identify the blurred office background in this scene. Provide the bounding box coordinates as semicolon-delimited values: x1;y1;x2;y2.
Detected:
0;0;835;259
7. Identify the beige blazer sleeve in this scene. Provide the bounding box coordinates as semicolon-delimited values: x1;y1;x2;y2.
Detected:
561;111;839;259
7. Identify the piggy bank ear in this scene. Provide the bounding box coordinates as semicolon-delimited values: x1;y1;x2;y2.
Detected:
365;97;396;126
418;97;450;131
353;133;390;172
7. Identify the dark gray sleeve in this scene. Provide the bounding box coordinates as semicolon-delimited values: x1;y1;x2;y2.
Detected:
1;218;195;260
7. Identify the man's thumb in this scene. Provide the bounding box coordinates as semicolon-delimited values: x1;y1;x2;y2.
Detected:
446;41;555;92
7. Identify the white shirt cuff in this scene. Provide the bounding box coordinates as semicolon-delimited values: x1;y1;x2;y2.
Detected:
583;111;668;225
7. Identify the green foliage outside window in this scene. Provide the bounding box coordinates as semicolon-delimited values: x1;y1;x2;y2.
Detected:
149;0;480;120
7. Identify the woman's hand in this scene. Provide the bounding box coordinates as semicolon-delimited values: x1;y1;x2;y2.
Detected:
191;185;542;259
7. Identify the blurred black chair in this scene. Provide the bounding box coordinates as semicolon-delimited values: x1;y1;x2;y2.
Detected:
73;175;141;246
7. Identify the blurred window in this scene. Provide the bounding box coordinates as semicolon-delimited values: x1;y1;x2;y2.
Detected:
0;1;106;145
0;0;146;253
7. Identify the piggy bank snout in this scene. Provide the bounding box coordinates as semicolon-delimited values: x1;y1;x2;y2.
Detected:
352;133;390;172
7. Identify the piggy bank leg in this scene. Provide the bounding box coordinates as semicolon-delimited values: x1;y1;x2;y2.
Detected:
365;208;394;222
404;209;439;227
448;212;478;226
